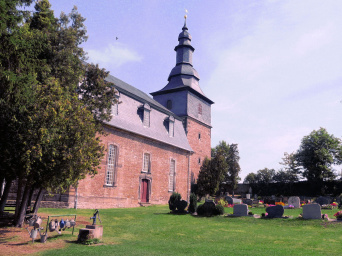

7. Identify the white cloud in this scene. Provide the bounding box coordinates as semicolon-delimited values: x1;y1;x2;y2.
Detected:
87;43;143;69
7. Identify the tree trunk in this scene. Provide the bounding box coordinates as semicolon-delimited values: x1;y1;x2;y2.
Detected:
27;187;35;213
32;187;44;215
0;179;13;212
14;182;31;227
15;178;24;219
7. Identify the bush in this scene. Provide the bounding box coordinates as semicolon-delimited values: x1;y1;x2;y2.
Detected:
175;200;188;213
169;192;181;212
197;201;222;217
188;193;197;213
214;204;224;215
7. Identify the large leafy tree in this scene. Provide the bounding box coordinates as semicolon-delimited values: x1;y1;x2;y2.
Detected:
197;155;227;198
0;0;116;226
212;141;241;194
295;128;342;193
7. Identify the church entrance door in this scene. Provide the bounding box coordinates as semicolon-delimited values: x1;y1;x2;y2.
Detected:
141;179;149;203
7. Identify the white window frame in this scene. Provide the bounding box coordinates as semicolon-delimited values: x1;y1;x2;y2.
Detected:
106;144;118;186
142;153;151;173
169;159;176;192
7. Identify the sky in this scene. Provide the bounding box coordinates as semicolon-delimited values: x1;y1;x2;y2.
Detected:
46;0;342;180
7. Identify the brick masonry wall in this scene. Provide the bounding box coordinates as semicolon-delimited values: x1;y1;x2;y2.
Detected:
72;125;191;209
186;117;212;182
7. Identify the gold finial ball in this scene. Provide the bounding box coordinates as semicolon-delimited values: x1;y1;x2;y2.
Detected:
184;15;187;19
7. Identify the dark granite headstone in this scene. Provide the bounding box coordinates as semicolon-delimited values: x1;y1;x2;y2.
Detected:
266;205;284;218
315;197;330;206
225;196;233;205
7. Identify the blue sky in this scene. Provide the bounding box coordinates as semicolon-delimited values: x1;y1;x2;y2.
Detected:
47;0;342;180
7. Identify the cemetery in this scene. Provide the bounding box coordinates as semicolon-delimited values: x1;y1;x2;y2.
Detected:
1;192;342;255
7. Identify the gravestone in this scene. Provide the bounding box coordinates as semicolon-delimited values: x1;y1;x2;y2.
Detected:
225;196;233;205
246;194;251;199
302;204;321;219
254;194;258;199
233;204;248;216
266;205;284;218
243;199;253;206
315;197;330;206
248;187;252;194
233;198;242;204
288;196;300;208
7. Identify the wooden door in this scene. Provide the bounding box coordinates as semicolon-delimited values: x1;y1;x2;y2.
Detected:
141;179;149;203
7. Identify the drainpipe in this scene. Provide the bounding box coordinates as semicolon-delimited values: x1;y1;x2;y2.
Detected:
187;152;191;203
74;182;78;209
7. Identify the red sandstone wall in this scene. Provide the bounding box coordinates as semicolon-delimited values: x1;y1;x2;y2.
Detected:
72;126;190;209
186;118;212;182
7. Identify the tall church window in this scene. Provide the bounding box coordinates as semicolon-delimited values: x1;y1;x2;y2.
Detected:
143;153;151;173
106;144;118;186
169;159;176;192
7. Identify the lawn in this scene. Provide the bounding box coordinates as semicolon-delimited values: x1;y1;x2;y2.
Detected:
2;206;342;255
31;206;341;256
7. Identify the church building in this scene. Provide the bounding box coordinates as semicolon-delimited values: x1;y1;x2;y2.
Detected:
67;20;213;209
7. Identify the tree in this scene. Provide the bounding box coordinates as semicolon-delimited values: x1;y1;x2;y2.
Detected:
0;0;116;226
243;173;256;184
278;152;300;183
295;128;342;194
197;155;227;198
255;168;276;184
212;141;241;194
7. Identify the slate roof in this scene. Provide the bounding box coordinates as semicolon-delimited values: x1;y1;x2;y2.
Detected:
104;74;193;152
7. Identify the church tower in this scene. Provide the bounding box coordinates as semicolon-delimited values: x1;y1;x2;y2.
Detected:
151;18;214;182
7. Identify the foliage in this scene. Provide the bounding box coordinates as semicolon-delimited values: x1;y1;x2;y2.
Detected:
168;192;181;212
244;173;256;184
0;0;116;226
197;155;227;197
295;128;342;192
188;193;197;213
212;141;241;193
196;201;221;217
214;204;224;215
278;152;300;183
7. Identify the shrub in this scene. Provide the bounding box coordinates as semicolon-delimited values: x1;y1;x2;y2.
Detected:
188;193;197;213
217;198;228;207
214;204;224;215
197;201;222;217
169;192;181;212
175;200;188;213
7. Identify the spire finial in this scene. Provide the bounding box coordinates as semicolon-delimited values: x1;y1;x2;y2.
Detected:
183;9;188;30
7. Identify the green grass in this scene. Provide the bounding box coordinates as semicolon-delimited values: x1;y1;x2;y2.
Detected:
38;206;342;256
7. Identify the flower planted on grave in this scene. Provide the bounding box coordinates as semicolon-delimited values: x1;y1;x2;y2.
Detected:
288;205;294;209
333;210;342;220
275;202;285;206
330;202;337;208
321;204;333;210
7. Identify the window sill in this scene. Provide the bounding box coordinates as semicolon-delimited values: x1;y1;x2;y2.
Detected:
103;184;117;188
